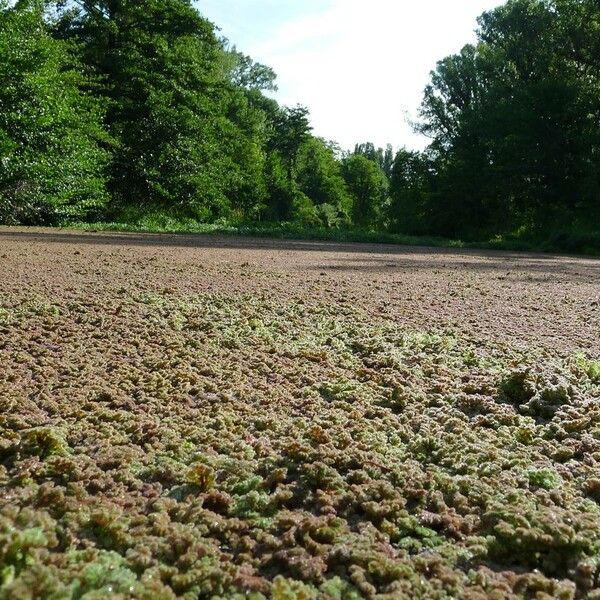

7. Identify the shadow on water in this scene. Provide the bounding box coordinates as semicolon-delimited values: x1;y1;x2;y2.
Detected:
303;255;598;278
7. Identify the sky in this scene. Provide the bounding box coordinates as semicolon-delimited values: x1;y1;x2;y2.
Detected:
197;1;502;151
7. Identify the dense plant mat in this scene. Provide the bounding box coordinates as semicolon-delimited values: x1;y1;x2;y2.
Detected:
0;229;599;599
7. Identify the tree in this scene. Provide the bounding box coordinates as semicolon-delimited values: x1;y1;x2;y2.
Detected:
416;0;600;237
264;151;294;221
388;149;430;234
268;105;312;180
0;0;108;225
264;105;312;220
342;154;388;228
50;0;270;219
226;49;277;92
296;138;351;225
354;142;395;178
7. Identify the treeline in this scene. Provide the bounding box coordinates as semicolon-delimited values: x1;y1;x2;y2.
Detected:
0;0;598;243
403;0;600;239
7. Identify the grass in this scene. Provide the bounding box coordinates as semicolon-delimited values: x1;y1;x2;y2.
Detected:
67;216;460;249
63;212;600;256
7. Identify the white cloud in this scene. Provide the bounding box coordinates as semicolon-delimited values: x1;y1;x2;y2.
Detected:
244;0;502;151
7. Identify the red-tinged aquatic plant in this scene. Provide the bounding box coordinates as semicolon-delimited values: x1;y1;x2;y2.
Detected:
0;291;599;598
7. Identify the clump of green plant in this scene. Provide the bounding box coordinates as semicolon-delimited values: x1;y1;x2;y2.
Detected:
271;575;318;600
574;353;600;384
527;468;561;490
0;308;12;325
318;577;365;600
483;502;598;577
22;428;69;459
523;376;574;420
86;509;130;551
185;462;216;492
500;369;575;420
500;369;536;405
0;526;52;578
70;551;144;598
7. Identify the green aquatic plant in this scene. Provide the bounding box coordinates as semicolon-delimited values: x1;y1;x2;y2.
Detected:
574;353;600;384
22;428;69;460
1;291;599;597
185;463;216;492
526;468;561;490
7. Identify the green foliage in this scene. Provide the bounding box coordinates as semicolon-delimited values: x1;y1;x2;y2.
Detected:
69;551;161;599
185;462;215;491
263;105;313;221
52;0;238;214
267;105;312;175
388;149;430;234
296;138;351;226
227;49;278;92
342;154;388;228
413;0;600;239
272;576;317;600
264;151;296;221
0;0;108;224
354;142;394;178
574;354;600;384
23;427;69;460
500;370;536;405
0;527;49;575
527;468;560;490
